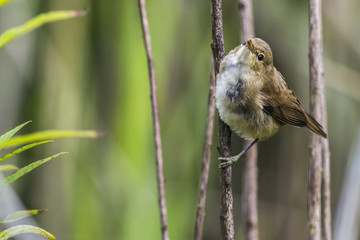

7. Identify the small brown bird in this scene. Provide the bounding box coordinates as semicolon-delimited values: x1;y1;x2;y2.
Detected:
215;38;327;168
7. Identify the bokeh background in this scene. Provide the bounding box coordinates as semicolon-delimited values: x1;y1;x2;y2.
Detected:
0;0;359;239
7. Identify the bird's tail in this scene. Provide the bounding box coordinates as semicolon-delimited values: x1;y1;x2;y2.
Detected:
305;113;327;138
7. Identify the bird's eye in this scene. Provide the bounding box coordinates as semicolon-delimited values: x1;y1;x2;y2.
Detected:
257;54;264;61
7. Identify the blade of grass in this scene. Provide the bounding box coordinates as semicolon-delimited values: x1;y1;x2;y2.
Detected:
0;121;31;145
0;152;67;189
0;225;55;240
0;130;98;149
0;209;48;224
0;140;53;163
0;164;19;172
0;10;86;48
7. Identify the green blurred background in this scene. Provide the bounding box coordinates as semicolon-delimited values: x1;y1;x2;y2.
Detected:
0;0;359;239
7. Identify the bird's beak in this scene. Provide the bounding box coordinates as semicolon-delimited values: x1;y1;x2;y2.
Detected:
247;39;254;51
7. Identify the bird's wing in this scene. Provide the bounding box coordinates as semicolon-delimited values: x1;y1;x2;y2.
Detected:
261;76;308;127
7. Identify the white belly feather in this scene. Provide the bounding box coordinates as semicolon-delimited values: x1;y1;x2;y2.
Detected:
215;64;279;140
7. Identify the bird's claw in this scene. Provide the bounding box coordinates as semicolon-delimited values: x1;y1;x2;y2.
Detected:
218;156;237;168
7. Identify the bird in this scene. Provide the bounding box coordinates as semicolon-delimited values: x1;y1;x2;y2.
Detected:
215;38;327;168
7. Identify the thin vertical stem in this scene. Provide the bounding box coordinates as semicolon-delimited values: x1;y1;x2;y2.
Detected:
210;0;234;239
194;56;216;240
238;0;255;39
138;1;169;240
308;0;331;239
321;141;331;240
238;1;258;240
242;143;258;240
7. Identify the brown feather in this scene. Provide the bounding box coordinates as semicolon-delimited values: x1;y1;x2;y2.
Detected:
305;113;327;138
261;69;327;138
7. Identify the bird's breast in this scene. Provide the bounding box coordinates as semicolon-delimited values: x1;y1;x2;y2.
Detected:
215;68;280;140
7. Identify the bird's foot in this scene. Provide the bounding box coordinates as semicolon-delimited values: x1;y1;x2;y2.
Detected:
218;155;240;168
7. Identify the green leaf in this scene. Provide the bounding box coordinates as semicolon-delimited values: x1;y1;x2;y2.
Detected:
0;140;53;163
0;10;86;49
0;225;55;239
0;130;98;149
0;209;48;224
0;164;19;172
0;152;67;190
0;0;17;8
0;121;31;145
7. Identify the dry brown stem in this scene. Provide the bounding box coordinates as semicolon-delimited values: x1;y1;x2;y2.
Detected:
210;0;235;239
308;0;331;239
138;0;169;239
194;57;216;240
